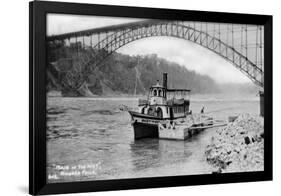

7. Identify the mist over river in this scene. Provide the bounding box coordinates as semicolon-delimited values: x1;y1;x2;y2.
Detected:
47;93;259;183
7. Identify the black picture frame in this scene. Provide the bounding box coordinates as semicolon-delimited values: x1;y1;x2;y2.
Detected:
29;1;273;195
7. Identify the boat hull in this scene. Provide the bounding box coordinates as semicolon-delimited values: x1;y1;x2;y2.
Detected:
133;122;159;140
129;111;163;140
129;110;187;140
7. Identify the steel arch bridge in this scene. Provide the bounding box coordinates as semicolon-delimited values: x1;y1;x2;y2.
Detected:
47;19;264;95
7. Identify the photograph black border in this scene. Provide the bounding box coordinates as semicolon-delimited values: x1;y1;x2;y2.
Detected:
29;1;272;195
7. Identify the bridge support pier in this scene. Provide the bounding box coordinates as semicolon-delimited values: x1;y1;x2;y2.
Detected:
259;91;264;117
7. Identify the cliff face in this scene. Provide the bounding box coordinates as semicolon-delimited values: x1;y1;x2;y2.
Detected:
47;46;220;96
47;43;259;96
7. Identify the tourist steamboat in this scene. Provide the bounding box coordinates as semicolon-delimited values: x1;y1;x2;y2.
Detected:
129;73;193;140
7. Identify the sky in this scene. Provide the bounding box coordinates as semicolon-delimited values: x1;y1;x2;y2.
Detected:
47;13;252;84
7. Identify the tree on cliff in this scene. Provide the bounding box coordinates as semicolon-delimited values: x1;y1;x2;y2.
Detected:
47;46;222;95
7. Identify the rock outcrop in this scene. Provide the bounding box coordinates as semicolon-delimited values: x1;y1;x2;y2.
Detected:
205;114;264;173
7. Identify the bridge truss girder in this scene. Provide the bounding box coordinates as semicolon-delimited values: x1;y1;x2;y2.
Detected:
49;20;264;90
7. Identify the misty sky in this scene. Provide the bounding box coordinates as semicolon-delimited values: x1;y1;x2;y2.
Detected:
47;13;252;84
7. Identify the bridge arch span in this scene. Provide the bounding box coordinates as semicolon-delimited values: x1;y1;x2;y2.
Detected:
55;21;263;91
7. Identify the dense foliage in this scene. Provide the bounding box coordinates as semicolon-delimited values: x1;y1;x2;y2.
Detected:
47;45;258;96
86;52;220;95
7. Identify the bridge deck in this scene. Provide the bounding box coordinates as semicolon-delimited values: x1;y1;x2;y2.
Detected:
47;19;163;41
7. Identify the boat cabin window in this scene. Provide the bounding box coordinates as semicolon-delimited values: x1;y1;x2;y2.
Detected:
167;90;190;100
169;107;174;119
150;87;166;97
173;106;184;114
158;89;162;97
148;107;154;116
156;108;163;118
153;89;157;96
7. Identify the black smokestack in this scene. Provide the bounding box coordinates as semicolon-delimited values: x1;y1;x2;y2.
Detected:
163;73;168;89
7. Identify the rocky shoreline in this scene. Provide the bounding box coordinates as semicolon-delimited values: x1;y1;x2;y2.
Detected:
205;114;264;173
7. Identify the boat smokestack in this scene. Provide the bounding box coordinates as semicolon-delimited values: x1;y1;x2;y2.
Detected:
163;73;168;89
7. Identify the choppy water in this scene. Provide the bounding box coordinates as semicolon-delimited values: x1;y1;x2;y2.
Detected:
47;94;259;183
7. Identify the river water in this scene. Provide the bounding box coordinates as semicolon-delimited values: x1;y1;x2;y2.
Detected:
46;94;259;183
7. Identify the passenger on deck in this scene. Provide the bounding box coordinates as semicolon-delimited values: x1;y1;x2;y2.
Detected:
201;106;205;114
